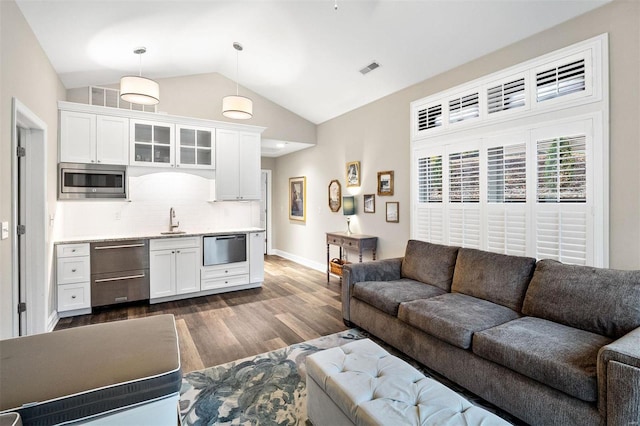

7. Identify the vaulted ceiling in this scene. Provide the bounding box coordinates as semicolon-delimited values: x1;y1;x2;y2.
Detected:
17;0;609;124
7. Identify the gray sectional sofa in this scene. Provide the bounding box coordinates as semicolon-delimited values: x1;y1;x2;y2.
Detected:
342;240;640;426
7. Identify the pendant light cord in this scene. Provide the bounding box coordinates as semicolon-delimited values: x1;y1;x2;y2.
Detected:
235;48;239;96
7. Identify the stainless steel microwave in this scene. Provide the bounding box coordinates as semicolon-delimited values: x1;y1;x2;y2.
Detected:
58;163;127;199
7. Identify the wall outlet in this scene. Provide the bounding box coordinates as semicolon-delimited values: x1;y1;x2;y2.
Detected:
1;222;8;240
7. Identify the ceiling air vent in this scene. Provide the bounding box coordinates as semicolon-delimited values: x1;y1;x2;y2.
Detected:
359;61;380;75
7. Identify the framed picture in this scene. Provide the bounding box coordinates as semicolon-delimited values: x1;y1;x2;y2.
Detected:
377;171;394;196
363;194;375;213
328;180;342;212
386;202;399;223
346;161;361;187
289;176;306;222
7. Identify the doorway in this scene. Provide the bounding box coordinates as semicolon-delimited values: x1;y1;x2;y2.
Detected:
260;170;272;255
12;98;48;336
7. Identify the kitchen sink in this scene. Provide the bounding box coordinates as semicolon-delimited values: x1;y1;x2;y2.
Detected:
160;231;187;235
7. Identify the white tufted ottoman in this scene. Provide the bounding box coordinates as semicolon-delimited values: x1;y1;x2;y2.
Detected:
306;339;511;425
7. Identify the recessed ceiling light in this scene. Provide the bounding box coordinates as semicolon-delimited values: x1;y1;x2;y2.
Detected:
359;61;380;75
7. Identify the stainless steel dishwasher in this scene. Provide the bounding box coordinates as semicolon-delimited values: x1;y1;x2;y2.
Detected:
90;239;150;307
203;234;247;266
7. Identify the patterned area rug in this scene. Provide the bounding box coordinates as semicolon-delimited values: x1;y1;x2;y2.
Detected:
179;329;524;425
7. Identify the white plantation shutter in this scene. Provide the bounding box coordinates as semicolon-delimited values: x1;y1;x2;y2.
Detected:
537;135;587;202
449;93;480;123
536;56;587;103
415;208;445;244
411;36;606;267
485;138;528;255
534;122;591;265
415;151;445;243
487;143;527;203
418;155;443;203
487;78;526;114
449;207;481;248
536;207;588;265
486;208;527;256
417;104;443;131
449;150;480;203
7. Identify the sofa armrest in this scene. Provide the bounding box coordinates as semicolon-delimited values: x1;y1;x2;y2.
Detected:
341;258;403;323
597;326;640;423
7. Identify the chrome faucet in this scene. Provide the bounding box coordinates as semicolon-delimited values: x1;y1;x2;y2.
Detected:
169;207;180;231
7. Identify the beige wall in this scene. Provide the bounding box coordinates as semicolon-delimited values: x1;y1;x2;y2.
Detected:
1;0;66;338
67;72;317;145
273;0;640;270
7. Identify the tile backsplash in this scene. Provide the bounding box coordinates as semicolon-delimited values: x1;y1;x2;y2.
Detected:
54;172;260;240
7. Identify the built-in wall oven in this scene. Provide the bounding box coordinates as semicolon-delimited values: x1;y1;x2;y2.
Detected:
203;234;247;266
58;162;127;199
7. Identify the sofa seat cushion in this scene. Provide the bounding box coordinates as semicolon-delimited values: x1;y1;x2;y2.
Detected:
523;259;640;339
398;293;521;349
352;279;446;317
473;316;612;402
401;240;459;291
451;248;536;312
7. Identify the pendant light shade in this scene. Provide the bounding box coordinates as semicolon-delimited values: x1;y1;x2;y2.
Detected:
120;47;159;106
222;42;253;120
120;75;159;105
222;95;253;119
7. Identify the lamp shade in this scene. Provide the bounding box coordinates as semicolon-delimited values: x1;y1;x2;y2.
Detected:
222;95;253;119
120;75;160;105
343;196;355;216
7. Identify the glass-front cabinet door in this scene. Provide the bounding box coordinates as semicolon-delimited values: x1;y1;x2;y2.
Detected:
129;119;175;167
176;126;215;169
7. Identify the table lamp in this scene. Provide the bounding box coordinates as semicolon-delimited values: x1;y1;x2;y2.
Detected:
343;196;356;234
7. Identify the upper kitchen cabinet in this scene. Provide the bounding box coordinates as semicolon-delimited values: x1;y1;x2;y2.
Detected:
215;129;261;200
129;119;175;167
176;126;215;169
59;111;129;165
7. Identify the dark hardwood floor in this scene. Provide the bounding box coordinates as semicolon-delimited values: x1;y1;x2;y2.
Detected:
55;255;348;373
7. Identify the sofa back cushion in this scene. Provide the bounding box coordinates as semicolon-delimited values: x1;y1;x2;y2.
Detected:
451;248;536;312
522;259;640;339
401;240;459;291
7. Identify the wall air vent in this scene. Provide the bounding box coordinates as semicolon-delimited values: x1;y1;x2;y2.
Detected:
359;61;380;75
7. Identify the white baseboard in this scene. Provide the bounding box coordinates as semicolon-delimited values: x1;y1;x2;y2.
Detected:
272;249;326;273
47;311;60;332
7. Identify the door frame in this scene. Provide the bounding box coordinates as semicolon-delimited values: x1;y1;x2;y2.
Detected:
12;98;48;336
261;169;273;255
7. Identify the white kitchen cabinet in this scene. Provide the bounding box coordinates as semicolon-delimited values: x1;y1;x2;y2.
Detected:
215;129;261;200
149;237;200;300
176;125;215;169
201;262;249;291
129;119;175;167
60;111;128;165
56;243;91;316
96;115;129;165
249;231;265;283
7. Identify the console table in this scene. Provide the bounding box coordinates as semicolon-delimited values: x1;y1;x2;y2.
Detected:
326;232;377;282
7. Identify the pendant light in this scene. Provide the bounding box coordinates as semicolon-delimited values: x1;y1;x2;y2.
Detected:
222;42;253;120
120;47;160;106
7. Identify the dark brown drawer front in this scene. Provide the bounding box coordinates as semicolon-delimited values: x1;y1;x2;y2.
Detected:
91;239;149;274
91;269;150;307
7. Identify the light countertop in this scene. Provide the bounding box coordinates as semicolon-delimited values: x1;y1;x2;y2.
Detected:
55;228;265;245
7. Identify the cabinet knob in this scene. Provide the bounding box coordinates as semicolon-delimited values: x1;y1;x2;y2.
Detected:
71;249;76;252
71;295;76;299
91;160;95;163
71;269;76;272
177;250;180;253
225;270;228;274
172;251;175;254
